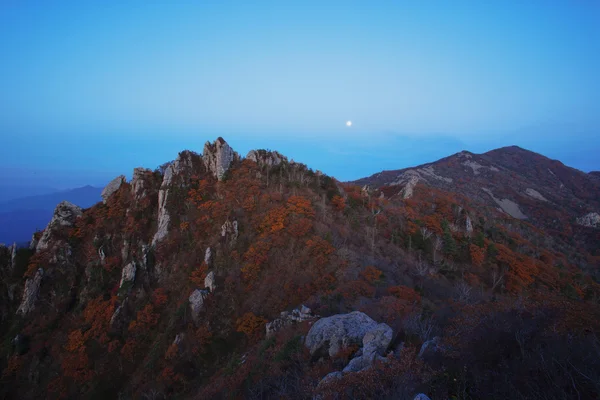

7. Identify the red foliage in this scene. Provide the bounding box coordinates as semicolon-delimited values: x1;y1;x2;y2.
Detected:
360;266;383;284
331;195;346;212
236;312;267;342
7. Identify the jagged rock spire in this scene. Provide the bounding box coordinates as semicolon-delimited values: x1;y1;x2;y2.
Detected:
203;137;238;181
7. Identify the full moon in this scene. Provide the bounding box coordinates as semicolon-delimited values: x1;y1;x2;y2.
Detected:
346;120;352;127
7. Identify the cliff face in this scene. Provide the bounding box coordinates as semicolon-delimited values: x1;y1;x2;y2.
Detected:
1;139;599;400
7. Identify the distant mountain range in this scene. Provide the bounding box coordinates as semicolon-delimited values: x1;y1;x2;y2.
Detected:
0;185;102;244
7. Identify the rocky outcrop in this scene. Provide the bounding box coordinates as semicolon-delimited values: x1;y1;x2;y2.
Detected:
246;149;287;167
203;137;237;181
221;220;238;242
131;167;153;200
189;289;209;321
576;212;600;229
204;271;216;292
308;311;394;381
204;247;212;266
341;323;392;373
152;152;200;245
119;262;136;289
465;215;473;236
266;305;316;337
0;243;17;272
36;201;83;251
17;268;44;315
101;175;126;203
153;164;174;246
418;336;442;359
305;311;384;358
414;394;432;400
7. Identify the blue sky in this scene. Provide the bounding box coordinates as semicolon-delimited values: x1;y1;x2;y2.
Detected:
0;0;599;190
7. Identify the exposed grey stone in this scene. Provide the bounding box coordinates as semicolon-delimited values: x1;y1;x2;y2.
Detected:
119;262;136;288
36;201;83;251
305;311;379;358
203;137;237;181
173;333;185;346
246;149;287;167
10;243;17;271
131;167;153;200
576;212;600;229
152;152;200;245
266;305;317;337
204;271;216;292
17;268;43;315
204;247;212;266
221;220;239;242
362;323;393;357
418;336;442;359
29;232;39;250
414;394;432;400
109;302;124;331
465;215;473;236
189;289;209;321
101;175;126;204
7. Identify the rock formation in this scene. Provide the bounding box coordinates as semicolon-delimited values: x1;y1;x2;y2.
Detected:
17;268;44;315
203;137;237;181
266;305;316;337
152;151;200;245
305;311;390;359
131;167;153;200
204;271;216;292
221;220;239;242
36;201;83;251
119;262;136;289
101;175;126;203
576;212;600;229
189;289;209;321
246;149;287;167
308;311;394;384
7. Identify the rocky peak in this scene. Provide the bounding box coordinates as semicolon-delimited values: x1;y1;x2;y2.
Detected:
131;167;153;200
101;175;126;203
152;151;201;245
246;149;287;168
203;137;238;181
36;201;83;251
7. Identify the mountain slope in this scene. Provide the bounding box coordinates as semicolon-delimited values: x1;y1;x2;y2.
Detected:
1;139;599;400
355;146;600;240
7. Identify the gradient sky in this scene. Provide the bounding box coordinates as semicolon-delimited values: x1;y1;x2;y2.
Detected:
1;0;599;190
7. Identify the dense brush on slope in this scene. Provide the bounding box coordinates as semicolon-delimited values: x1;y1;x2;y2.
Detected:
1;138;599;399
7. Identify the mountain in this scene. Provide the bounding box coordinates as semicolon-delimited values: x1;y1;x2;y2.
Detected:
0;186;102;244
1;138;599;400
355;145;600;241
0;185;59;203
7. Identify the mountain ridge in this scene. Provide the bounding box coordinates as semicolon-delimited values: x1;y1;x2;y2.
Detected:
1;137;599;399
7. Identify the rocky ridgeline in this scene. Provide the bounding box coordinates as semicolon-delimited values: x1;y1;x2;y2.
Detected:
203;137;238;181
246;149;287;168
